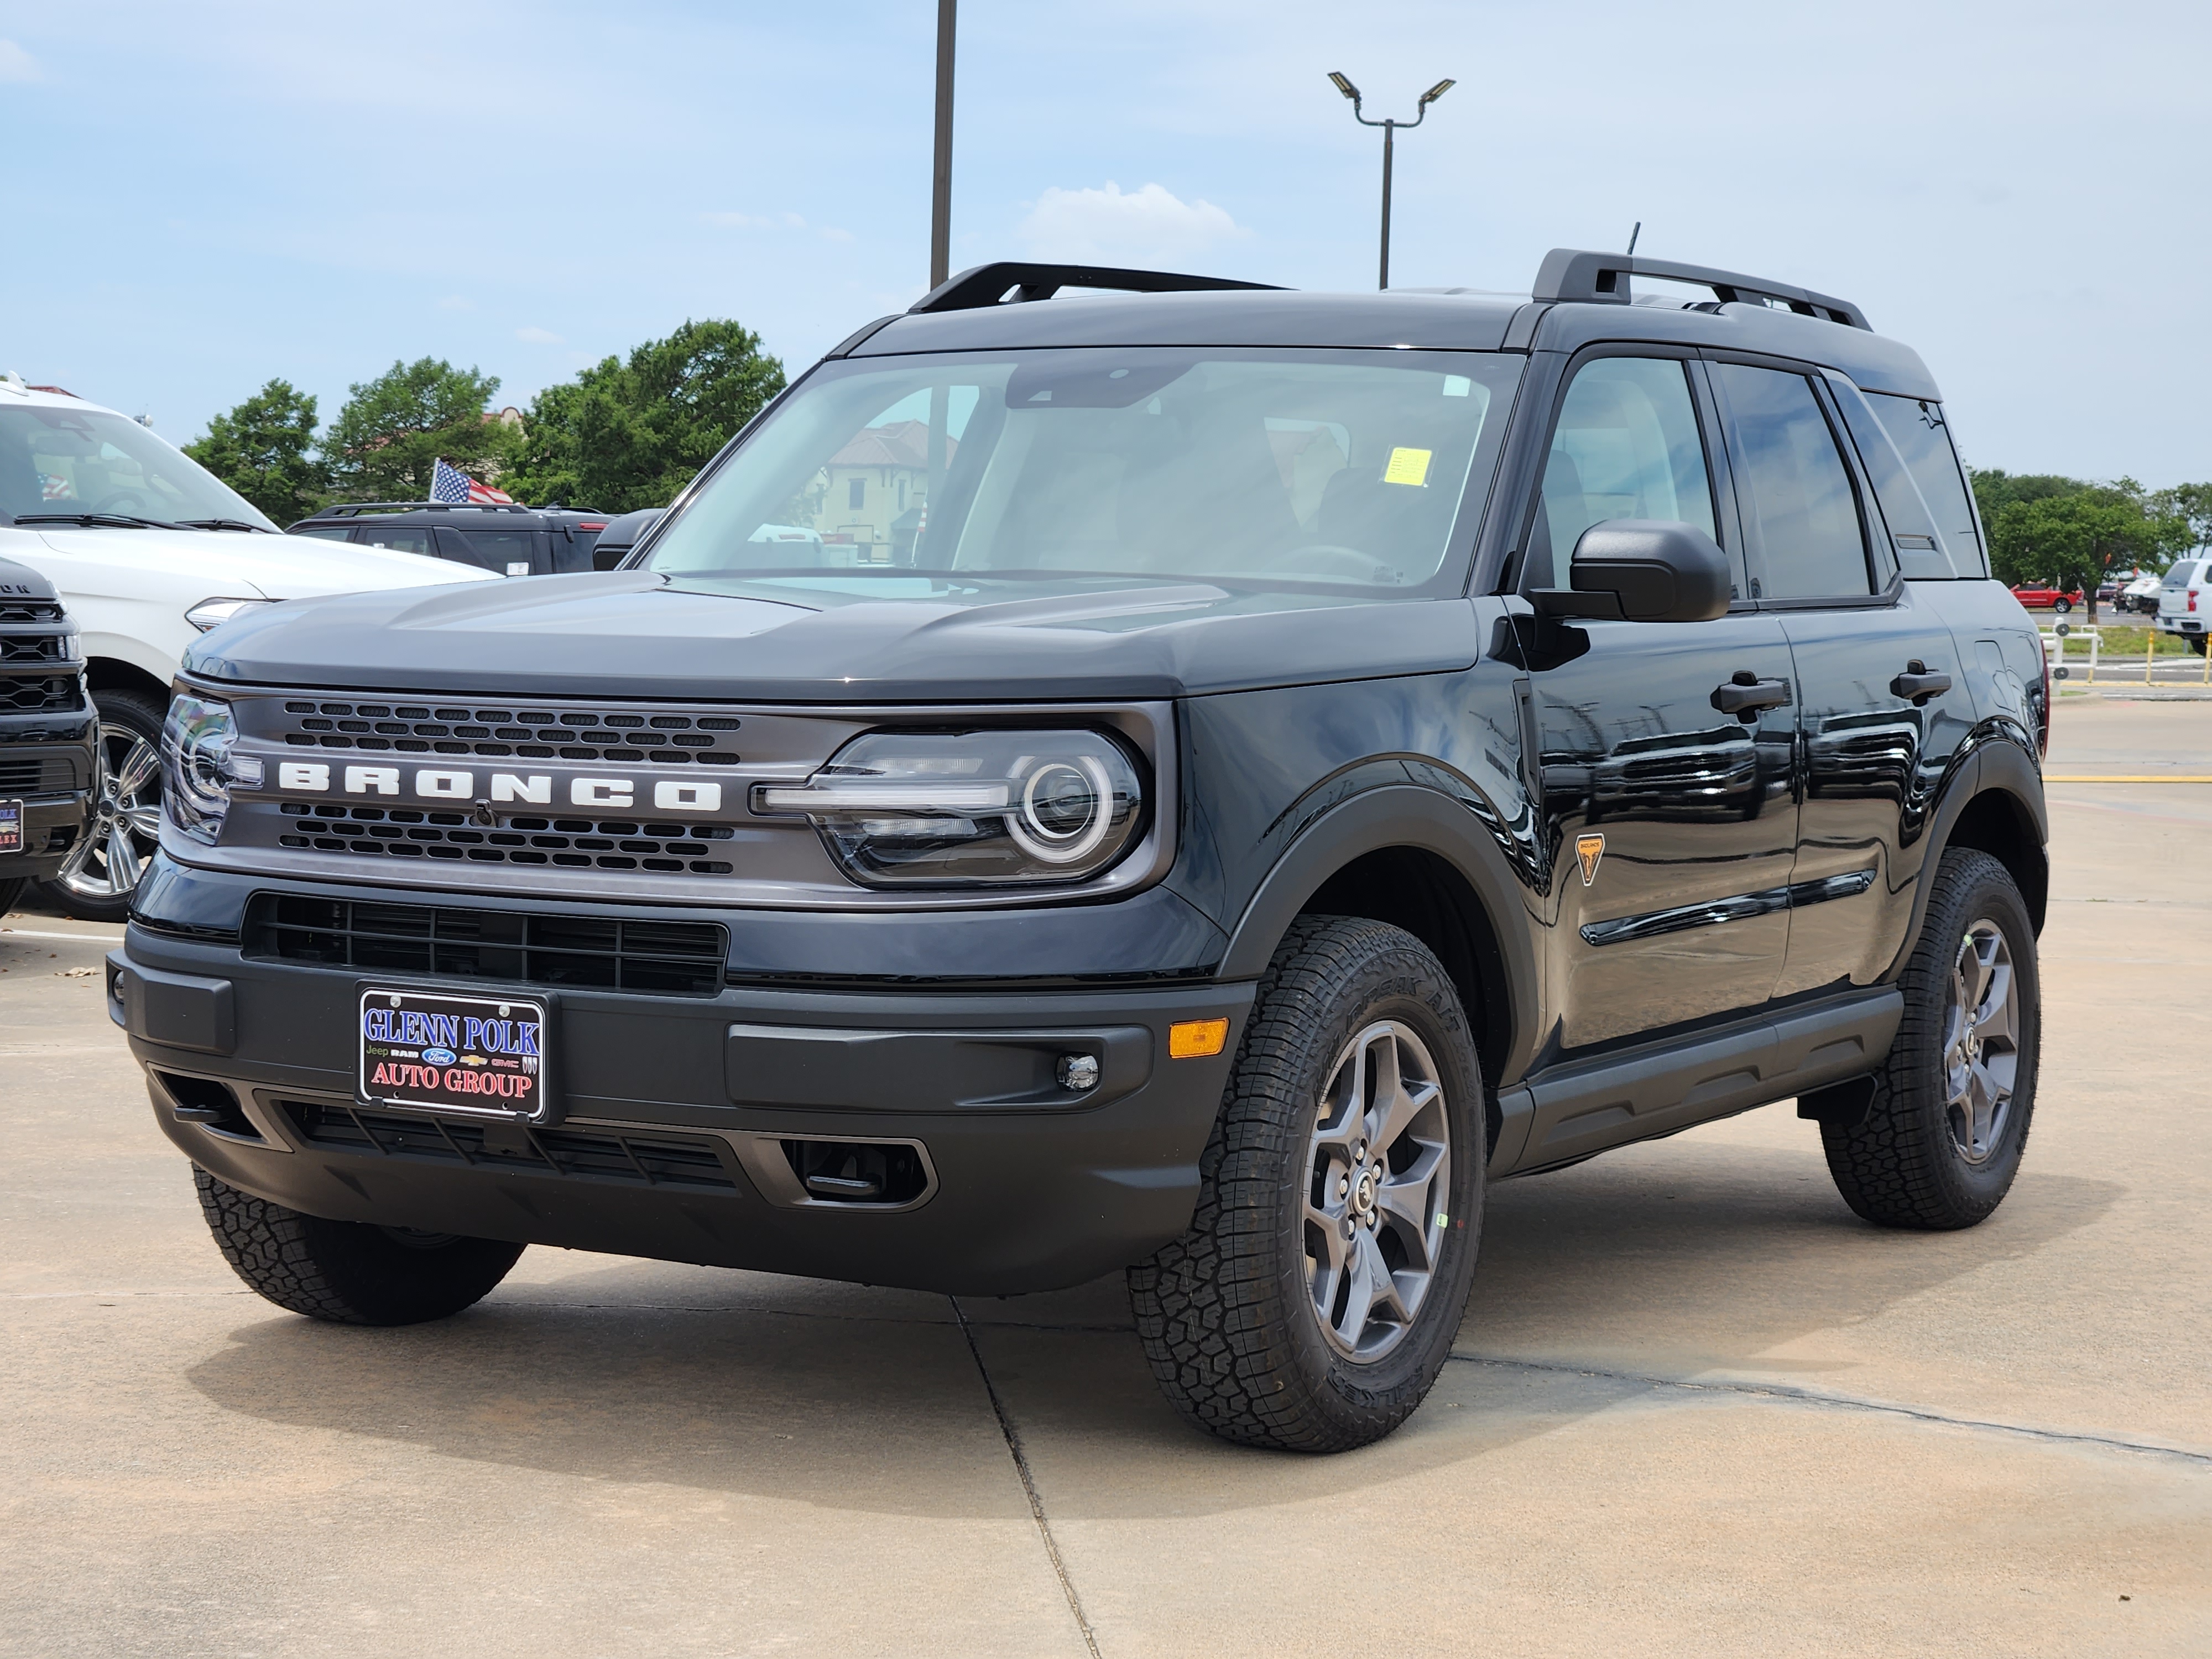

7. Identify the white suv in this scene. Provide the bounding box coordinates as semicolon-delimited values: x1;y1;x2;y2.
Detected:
2156;555;2212;656
0;374;493;917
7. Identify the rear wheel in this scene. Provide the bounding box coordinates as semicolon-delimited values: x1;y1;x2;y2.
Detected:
0;877;25;916
194;1166;524;1324
36;686;165;922
1820;849;2039;1229
2052;597;2073;614
1128;916;1484;1452
2190;635;2208;657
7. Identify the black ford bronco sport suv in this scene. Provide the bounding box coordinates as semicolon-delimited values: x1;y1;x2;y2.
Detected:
114;253;2048;1452
0;556;94;911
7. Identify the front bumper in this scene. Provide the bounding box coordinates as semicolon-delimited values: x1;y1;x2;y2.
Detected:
114;921;1251;1296
1;794;89;883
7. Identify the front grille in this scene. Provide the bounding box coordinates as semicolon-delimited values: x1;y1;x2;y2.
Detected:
0;603;63;624
274;803;737;875
0;633;66;664
0;676;78;714
246;895;728;997
275;698;742;767
280;1099;741;1190
0;755;79;794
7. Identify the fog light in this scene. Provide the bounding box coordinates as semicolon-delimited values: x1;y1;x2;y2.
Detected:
1056;1053;1100;1092
1168;1019;1229;1059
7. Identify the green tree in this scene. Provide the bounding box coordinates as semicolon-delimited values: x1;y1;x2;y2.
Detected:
2149;482;2212;552
1988;486;2189;619
505;320;786;512
322;358;518;503
182;378;325;525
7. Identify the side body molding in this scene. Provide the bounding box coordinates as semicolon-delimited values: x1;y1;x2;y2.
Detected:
1218;784;1544;1088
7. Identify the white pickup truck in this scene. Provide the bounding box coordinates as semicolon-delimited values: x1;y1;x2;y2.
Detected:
0;374;493;917
2156;554;2212;657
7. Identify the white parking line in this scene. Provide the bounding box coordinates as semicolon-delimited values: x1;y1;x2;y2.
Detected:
0;928;123;945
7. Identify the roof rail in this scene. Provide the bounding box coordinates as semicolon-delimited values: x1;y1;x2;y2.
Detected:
1531;249;1871;331
309;500;537;517
910;261;1282;314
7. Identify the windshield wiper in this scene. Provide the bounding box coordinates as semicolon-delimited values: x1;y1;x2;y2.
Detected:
12;510;193;531
177;518;277;534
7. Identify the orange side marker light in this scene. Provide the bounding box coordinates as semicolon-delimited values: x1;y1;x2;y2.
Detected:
1168;1018;1229;1059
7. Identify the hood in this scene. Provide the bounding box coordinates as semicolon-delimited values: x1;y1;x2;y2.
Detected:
25;526;494;599
182;571;1481;701
0;554;61;605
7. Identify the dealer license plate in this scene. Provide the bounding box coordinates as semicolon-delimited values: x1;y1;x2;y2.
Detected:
358;987;550;1120
0;800;20;856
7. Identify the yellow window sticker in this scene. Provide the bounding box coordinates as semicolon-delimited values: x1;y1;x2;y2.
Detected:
1384;447;1432;487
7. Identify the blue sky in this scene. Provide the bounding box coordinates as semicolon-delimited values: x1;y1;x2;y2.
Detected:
3;0;2205;485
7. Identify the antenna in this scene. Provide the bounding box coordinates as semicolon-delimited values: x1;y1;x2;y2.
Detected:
1626;221;1641;256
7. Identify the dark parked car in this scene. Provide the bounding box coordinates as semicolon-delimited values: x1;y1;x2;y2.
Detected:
0;556;95;911
289;502;610;576
118;253;2048;1453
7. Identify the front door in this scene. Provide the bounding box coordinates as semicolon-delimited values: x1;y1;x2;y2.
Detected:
1520;353;1799;1051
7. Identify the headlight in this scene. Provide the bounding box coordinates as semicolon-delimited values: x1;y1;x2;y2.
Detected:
184;597;273;633
160;692;263;844
758;729;1144;887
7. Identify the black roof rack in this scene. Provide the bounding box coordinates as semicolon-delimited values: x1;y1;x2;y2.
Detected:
910;261;1282;314
305;501;540;518
1531;249;1871;331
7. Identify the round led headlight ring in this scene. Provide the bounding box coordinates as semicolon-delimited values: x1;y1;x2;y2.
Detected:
1008;755;1115;865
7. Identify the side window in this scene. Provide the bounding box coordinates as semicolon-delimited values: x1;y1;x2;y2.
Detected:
1864;393;1987;576
1526;357;1719;592
1829;381;1939;578
293;525;352;541
354;525;433;557
1710;364;1870;600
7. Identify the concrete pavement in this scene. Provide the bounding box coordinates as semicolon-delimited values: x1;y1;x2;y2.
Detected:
2;697;2206;1656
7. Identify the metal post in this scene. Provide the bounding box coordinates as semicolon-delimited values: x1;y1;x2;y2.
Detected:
930;0;956;290
1379;121;1395;290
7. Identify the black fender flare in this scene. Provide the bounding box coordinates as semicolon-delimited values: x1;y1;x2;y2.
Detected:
1885;733;2049;982
1218;784;1543;1085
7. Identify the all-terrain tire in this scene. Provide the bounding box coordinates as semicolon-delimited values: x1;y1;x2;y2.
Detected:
1821;848;2039;1229
0;877;25;916
194;1166;524;1324
1128;916;1485;1453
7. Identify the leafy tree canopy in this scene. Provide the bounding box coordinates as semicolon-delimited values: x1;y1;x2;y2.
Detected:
181;378;325;526
323;358;517;503
1985;479;2192;617
505;320;785;513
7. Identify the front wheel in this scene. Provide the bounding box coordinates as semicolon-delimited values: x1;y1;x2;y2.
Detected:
1820;849;2039;1229
36;686;165;922
2052;597;2073;614
1128;916;1485;1452
195;1167;524;1324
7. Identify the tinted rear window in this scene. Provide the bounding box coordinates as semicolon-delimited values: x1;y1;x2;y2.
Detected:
1863;393;1987;576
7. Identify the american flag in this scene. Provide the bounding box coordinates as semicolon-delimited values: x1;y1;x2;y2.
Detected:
39;472;74;500
430;457;513;506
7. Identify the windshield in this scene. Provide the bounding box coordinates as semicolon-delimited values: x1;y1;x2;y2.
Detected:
643;348;1521;598
0;404;277;529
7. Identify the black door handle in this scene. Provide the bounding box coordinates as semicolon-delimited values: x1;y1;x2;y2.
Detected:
1891;660;1953;706
1711;672;1792;717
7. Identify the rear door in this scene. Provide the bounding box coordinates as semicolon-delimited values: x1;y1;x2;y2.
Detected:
1519;350;1799;1049
1708;359;1975;994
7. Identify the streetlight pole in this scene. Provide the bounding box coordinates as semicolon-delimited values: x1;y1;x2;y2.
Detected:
930;0;957;290
1328;73;1454;290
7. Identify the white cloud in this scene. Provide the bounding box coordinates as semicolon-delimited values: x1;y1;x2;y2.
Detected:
0;39;40;81
515;326;564;345
1017;181;1247;265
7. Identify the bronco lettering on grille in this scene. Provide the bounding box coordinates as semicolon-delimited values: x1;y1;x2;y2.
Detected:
275;762;723;814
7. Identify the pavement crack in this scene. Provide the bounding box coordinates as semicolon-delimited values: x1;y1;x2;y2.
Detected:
952;1296;1103;1658
1453;1353;2212;1468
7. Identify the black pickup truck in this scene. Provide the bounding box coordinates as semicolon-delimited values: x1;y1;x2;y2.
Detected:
114;252;2048;1452
0;556;94;911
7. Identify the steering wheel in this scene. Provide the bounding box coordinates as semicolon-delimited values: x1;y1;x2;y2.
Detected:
91;489;154;517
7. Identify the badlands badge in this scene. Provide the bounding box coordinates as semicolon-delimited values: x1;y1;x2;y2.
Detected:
1575;832;1606;887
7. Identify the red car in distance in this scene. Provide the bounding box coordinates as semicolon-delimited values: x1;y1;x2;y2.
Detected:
2010;583;2085;613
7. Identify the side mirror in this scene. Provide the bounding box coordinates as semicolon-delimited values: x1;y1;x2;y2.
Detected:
1532;519;1733;623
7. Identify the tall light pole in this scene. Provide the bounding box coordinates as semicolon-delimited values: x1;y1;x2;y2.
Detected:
930;0;957;289
1328;72;1454;290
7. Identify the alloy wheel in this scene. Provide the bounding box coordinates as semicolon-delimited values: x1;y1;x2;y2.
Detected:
1944;919;2019;1165
56;718;161;902
1302;1019;1453;1361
